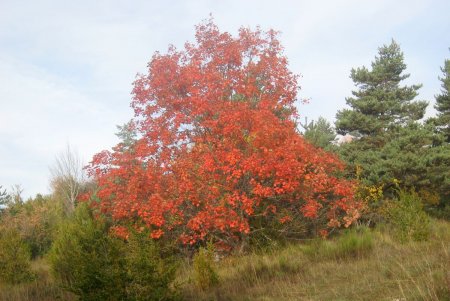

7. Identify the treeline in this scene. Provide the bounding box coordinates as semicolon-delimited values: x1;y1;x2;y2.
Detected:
0;22;449;301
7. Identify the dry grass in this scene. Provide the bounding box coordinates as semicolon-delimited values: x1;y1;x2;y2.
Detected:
179;220;450;301
0;258;76;301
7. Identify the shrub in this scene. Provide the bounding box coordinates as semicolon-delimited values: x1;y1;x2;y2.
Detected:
49;203;179;301
426;202;450;221
125;230;179;301
22;196;65;258
49;203;126;301
386;189;431;242
0;229;35;284
0;194;65;258
193;242;219;290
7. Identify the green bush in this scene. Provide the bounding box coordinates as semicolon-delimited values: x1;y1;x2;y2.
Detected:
0;194;66;259
49;203;126;301
387;189;431;242
21;195;65;258
193;242;219;290
0;229;35;284
426;202;450;221
125;230;179;301
49;203;179;301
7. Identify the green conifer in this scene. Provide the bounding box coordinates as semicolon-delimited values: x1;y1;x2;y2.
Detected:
336;40;427;139
434;56;450;142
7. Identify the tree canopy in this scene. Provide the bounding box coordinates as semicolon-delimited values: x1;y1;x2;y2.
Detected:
85;20;360;247
336;40;427;138
302;117;336;150
333;41;450;214
434;56;450;142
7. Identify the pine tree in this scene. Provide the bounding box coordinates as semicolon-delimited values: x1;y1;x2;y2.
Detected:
335;41;431;193
425;55;450;215
302;117;335;149
336;40;427;139
0;186;10;209
434;56;450;142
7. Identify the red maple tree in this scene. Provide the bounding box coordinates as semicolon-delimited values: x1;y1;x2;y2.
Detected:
85;20;361;247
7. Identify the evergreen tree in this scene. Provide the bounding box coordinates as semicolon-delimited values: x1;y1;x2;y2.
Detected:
0;186;10;209
50;203;178;300
335;40;431;194
434;56;450;142
115;120;137;152
302;117;335;149
338;122;435;189
336;40;427;139
423;55;450;216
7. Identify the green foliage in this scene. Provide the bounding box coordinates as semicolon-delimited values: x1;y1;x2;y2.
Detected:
0;185;10;209
338;123;438;190
0;194;65;258
193;242;219;290
302;116;336;149
49;203;126;301
116;120;138;152
26;195;65;257
3;185;25;216
338;122;450;218
386;189;431;242
421;143;450;217
427;203;450;220
125;230;179;301
335;40;428;183
336;40;427;137
49;203;178;301
332;227;374;259
434;56;450;142
303;227;374;260
334;41;450;214
0;229;35;284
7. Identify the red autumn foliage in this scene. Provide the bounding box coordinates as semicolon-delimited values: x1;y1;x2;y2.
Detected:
85;20;361;247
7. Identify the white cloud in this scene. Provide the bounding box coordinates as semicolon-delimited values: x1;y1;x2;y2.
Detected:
0;54;129;196
0;0;448;197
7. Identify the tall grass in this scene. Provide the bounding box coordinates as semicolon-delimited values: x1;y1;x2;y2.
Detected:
302;226;374;261
180;220;450;301
0;259;75;301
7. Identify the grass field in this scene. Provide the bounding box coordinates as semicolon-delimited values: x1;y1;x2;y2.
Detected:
0;258;75;301
1;220;449;301
179;220;450;301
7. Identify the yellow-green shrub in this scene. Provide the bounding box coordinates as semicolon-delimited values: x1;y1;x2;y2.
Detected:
0;229;35;284
386;189;430;242
193;242;219;290
124;230;179;301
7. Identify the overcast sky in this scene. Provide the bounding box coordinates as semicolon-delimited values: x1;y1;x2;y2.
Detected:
1;0;449;198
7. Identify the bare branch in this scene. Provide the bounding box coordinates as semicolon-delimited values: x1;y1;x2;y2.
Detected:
49;144;85;213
